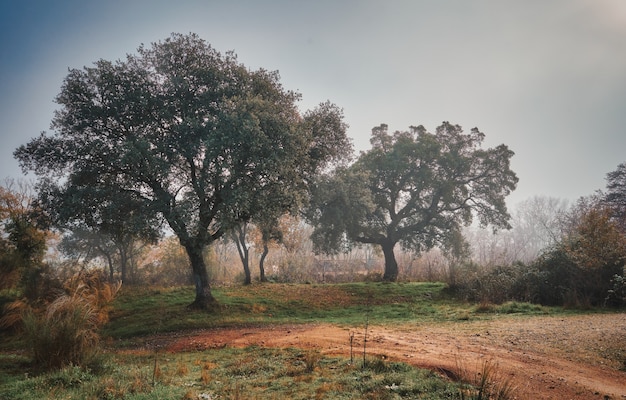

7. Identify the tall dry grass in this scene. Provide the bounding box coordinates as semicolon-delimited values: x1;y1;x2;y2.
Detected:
2;271;120;369
457;358;516;400
23;294;100;369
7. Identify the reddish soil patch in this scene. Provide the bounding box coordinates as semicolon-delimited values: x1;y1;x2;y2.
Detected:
149;314;626;399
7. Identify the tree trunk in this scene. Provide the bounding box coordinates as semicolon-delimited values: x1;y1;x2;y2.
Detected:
96;245;116;283
242;258;252;285
232;227;251;285
381;240;399;281
104;251;114;283
184;243;216;309
119;247;128;284
259;242;269;283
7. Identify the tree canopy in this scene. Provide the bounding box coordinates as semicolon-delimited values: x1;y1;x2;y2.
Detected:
306;122;518;281
15;33;350;308
605;162;626;232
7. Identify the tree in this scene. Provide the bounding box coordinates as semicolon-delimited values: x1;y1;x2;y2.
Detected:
307;122;518;281
538;203;626;307
58;227;118;282
230;222;253;285
464;196;569;266
14;33;350;308
255;218;283;283
0;180;49;297
565;206;626;274
605;162;626;232
46;184;162;283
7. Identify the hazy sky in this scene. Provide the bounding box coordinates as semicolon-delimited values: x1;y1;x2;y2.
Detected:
1;0;625;206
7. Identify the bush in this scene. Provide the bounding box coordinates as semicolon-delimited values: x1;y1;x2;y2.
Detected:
5;270;120;370
606;274;626;307
531;246;625;307
451;263;536;304
452;243;626;308
23;294;99;369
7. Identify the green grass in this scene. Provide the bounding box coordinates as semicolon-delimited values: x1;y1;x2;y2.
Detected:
102;281;565;340
0;346;465;400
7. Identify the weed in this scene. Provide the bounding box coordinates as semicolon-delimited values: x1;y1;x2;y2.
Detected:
176;360;189;376
456;358;516;400
200;367;210;385
303;350;321;372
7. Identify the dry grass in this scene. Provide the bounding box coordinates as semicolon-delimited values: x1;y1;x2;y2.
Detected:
23;293;100;369
456;358;516;400
6;271;121;370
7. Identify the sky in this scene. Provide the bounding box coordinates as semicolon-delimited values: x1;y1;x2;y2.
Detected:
1;0;625;206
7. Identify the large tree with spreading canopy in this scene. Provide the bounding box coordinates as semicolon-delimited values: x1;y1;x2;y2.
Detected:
306;122;518;281
15;33;350;308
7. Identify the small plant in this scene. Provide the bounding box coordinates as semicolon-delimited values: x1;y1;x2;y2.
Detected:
457;359;516;400
303;350;321;373
200;365;211;385
176;360;189;376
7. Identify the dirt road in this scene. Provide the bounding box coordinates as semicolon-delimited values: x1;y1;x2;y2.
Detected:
159;313;626;399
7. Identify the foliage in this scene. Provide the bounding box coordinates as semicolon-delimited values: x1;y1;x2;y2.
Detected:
605;162;626;232
15;33;350;308
560;206;626;307
307;122;517;281
565;206;626;271
451;262;535;304
605;274;626;307
0;181;50;301
455;211;626;307
455;192;626;308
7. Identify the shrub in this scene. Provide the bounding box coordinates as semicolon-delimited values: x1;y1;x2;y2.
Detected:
606;274;626;307
457;359;515;400
531;245;624;307
451;263;535;304
7;270;120;370
23;294;99;369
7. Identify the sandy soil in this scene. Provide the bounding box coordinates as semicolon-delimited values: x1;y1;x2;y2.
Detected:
149;313;626;399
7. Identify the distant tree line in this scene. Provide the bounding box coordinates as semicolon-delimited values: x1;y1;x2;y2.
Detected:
452;165;626;307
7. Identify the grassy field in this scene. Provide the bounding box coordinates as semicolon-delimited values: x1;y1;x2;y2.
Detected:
104;282;557;339
0;282;574;399
0;347;468;399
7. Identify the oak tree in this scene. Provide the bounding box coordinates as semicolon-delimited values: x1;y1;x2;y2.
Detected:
307;122;518;281
15;33;350;308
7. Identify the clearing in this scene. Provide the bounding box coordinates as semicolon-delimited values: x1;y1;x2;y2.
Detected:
145;313;625;400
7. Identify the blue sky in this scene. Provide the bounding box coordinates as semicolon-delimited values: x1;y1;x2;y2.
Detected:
1;0;625;205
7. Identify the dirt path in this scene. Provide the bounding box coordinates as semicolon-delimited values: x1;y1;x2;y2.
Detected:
154;313;626;399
